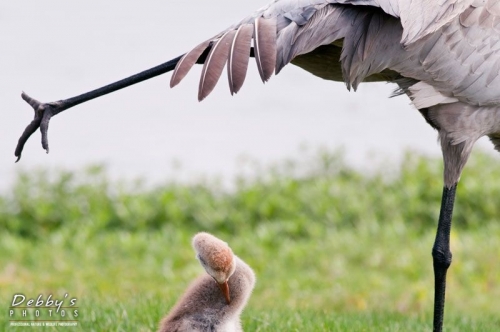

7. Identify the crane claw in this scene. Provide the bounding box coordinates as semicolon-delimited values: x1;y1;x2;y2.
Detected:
15;92;62;162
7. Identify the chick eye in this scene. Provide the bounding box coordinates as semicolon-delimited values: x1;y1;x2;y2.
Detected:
198;256;207;266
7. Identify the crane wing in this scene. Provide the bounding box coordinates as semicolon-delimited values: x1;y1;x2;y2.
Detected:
398;0;476;44
170;0;500;107
257;0;473;45
399;0;500;106
171;0;406;99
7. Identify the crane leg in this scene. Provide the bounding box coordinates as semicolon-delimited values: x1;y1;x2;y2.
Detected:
431;183;457;332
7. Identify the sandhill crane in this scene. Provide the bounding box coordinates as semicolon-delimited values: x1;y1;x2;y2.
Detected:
158;232;255;332
14;0;500;331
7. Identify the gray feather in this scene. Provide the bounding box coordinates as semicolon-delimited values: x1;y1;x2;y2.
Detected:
170;39;212;88
254;17;277;82
486;57;500;85
460;6;483;27
198;30;237;101
399;0;475;44
166;0;500;188
276;20;300;73
171;0;500;108
227;24;254;95
283;6;319;25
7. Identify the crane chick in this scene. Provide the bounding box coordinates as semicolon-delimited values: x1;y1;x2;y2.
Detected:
158;232;255;332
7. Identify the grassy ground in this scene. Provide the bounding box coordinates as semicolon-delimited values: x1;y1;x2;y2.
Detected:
1;150;499;331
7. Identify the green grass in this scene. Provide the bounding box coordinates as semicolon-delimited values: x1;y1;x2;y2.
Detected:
1;150;500;331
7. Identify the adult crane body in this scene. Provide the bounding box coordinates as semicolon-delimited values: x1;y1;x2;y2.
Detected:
15;0;500;331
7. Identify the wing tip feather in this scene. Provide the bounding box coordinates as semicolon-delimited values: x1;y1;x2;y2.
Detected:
198;30;237;101
228;24;254;96
254;17;277;83
170;40;212;89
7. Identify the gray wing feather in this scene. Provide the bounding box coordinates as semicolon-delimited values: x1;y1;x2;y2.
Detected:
171;0;403;97
198;30;237;101
398;0;475;44
283;6;319;25
333;0;472;45
403;0;500;106
254;17;278;82
275;20;300;72
170;39;212;88
171;0;500;107
280;5;403;89
227;24;254;95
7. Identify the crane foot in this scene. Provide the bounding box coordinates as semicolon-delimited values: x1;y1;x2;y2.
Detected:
15;92;63;162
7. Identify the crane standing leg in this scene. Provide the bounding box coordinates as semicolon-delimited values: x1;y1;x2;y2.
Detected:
432;184;457;332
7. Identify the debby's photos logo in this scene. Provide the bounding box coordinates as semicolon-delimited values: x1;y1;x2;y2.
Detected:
9;293;79;327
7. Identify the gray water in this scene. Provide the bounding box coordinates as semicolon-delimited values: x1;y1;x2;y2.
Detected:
1;1;491;190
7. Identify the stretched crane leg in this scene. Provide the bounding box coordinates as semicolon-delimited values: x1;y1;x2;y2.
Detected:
432;183;457;332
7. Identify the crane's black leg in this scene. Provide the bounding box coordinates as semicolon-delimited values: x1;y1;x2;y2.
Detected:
432;183;457;332
15;54;184;162
15;45;257;161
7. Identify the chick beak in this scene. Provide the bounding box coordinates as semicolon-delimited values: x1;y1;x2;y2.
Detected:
218;281;231;304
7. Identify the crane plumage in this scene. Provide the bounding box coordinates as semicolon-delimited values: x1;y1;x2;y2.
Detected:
14;0;500;331
174;0;500;106
170;0;500;188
